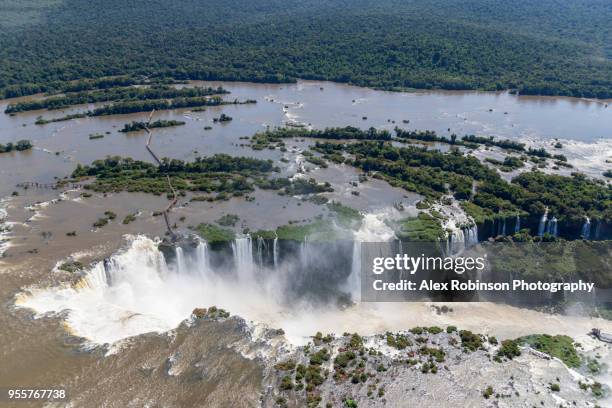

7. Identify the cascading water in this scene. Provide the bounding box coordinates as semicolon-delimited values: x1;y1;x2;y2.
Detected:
16;236;184;344
537;208;548;236
273;237;279;267
232;236;254;281
581;217;591;239
514;215;521;233
547;217;558;237
449;228;465;255
465;225;479;247
175;247;187;274
501;219;506;236
256;236;266;267
349;241;361;302
195;240;211;276
347;209;397;301
299;240;310;269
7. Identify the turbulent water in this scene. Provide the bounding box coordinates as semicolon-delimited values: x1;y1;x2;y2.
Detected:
12;204;516;348
537;208;560;237
0;200;10;257
14;208;412;345
16;234;354;345
346;209;398;300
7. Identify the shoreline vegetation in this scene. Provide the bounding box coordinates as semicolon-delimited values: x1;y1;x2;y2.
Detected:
33;97;255;124
70;155;335;207
265;327;604;407
0;139;32;153
68;126;610;241
119;120;186;133
248;127;609;228
4;85;228;113
71;155;279;196
0;1;610;100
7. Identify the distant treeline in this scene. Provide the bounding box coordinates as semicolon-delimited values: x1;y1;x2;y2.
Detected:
119;120;186;133
0;139;32;153
5;86;228;113
0;76;185;99
35;97;254;124
1;1;610;99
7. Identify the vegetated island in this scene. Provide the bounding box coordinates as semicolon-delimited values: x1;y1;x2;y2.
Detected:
4;85;228;113
34;97;255;124
0;139;33;153
119;120;186;133
69;125;610;241
70;155;331;201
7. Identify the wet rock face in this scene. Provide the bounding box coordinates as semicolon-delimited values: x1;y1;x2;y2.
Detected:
263;330;603;408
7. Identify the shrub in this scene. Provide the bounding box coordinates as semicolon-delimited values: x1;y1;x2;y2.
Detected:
280;375;293;390
496;339;521;360
274;360;296;371
459;330;483;352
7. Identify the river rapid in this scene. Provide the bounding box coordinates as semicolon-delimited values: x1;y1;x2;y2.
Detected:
0;80;611;406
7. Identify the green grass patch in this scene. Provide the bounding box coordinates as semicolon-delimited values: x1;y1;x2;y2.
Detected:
393;212;445;242
518;334;580;368
194;223;235;244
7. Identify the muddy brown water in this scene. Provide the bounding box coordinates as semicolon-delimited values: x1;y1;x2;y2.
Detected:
0;81;611;406
1;79;611;197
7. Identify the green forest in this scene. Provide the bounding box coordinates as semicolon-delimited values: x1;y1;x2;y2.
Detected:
0;0;610;98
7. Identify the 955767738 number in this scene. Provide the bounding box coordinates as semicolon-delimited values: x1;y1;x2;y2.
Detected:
1;388;68;401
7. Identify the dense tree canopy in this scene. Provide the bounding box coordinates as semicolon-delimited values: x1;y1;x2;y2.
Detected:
0;0;610;98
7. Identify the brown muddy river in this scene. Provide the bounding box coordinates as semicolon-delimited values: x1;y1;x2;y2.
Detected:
0;80;611;406
1;80;610;197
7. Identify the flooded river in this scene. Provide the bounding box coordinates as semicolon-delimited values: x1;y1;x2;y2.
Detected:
0;80;611;406
0;80;610;197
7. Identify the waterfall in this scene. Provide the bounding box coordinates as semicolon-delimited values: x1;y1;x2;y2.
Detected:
102;258;114;286
348;241;361;301
232;236;254;280
501;219;506;236
195;240;210;276
465;225;478;247
273;237;279;267
514;215;521;233
256;236;265;267
594;220;601;240
547;217;558;237
537;209;548;236
581;217;591;239
449;228;465;255
299;241;309;268
346;209;396;300
175;247;187;274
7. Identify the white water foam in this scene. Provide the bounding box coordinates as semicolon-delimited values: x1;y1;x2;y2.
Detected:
346;208;397;300
0;199;11;257
16;235;298;345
